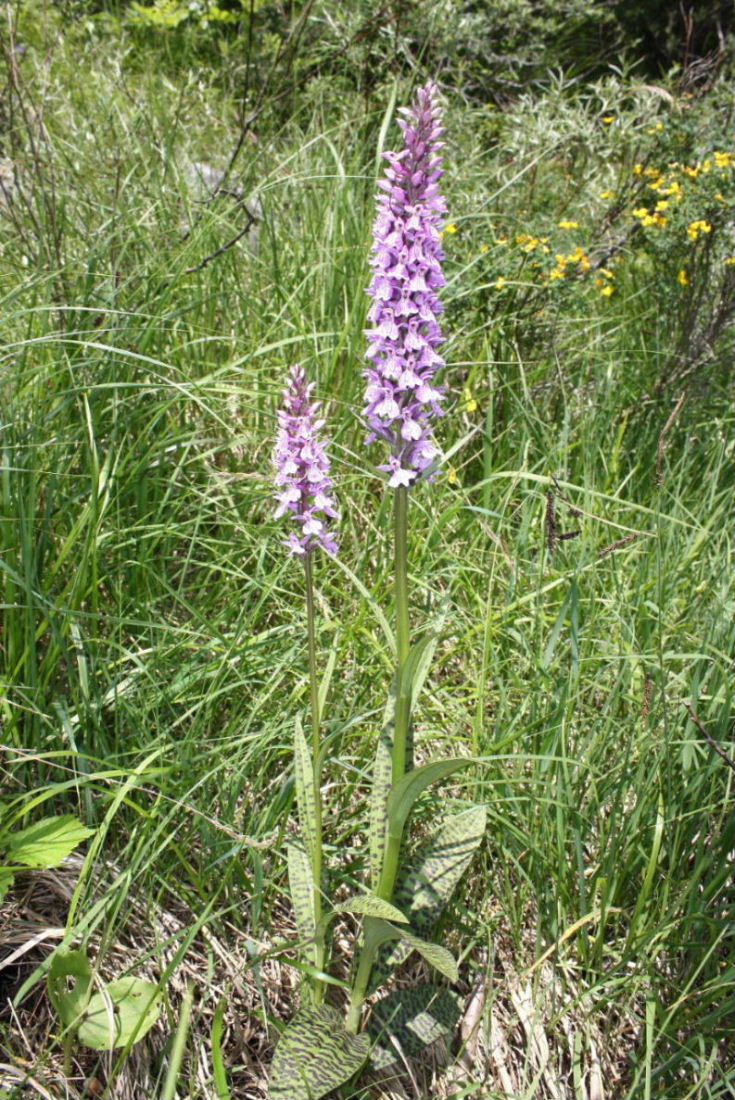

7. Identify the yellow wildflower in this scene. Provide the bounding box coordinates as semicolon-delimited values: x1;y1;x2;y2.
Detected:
479;244;489;253
633;207;666;228
714;151;733;168
568;245;590;273
687;219;713;241
655;200;669;211
633;163;645;176
683;164;700;179
600;284;615;297
447;467;459;485
494;276;507;289
558;219;579;229
463;386;478;413
724;257;735;266
442;222;458;236
602;115;615;124
599;188;615;199
677;269;689;286
659;180;683;199
549;267;566;280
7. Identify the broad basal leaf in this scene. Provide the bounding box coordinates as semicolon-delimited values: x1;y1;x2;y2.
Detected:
6;815;95;870
269;1005;369;1100
368;984;462;1072
77;977;161;1050
287;842;317;963
337;893;408;923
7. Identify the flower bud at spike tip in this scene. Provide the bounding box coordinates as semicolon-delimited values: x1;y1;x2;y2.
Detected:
273;365;339;556
364;81;447;488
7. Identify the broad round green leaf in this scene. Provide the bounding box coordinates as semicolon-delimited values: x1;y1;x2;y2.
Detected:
77;978;162;1050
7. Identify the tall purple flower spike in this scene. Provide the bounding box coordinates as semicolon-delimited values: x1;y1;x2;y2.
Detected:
274;365;339;556
364;80;447;489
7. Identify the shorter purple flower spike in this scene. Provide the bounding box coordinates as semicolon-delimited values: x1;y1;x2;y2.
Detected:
273;365;339;557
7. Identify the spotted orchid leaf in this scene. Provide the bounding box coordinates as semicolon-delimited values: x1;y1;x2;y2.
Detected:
287;842;317;964
368;984;462;1072
268;1005;369;1100
337;893;408;923
379;805;487;977
293;720;318;866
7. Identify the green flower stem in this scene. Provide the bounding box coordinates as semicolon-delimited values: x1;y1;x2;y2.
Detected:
392;485;411;782
378;486;412;903
303;552;325;1004
346;921;382;1034
347;488;414;1030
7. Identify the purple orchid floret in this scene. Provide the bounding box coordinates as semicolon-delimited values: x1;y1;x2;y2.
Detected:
364;80;447;489
274;364;339;557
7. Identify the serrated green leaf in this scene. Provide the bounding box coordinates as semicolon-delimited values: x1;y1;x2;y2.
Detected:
47;949;93;1027
337;893;408;923
382;806;487;975
77;977;161;1050
368;985;462;1072
387;759;475;842
287;842;317;963
6;815;95;870
293;721;318;865
268;1005;369;1100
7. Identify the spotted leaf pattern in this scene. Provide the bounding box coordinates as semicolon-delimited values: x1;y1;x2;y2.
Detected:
367;984;462;1072
268;1005;370;1100
287;842;317;964
293;721;318;865
381;805;487;975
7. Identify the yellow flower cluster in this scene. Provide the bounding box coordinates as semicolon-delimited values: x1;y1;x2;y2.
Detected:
548;245;591;280
481;146;733;298
515;233;550;254
632;206;667;229
687;219;712;241
594;267;616;297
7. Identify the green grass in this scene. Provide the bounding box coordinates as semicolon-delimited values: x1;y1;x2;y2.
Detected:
1;7;734;1098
